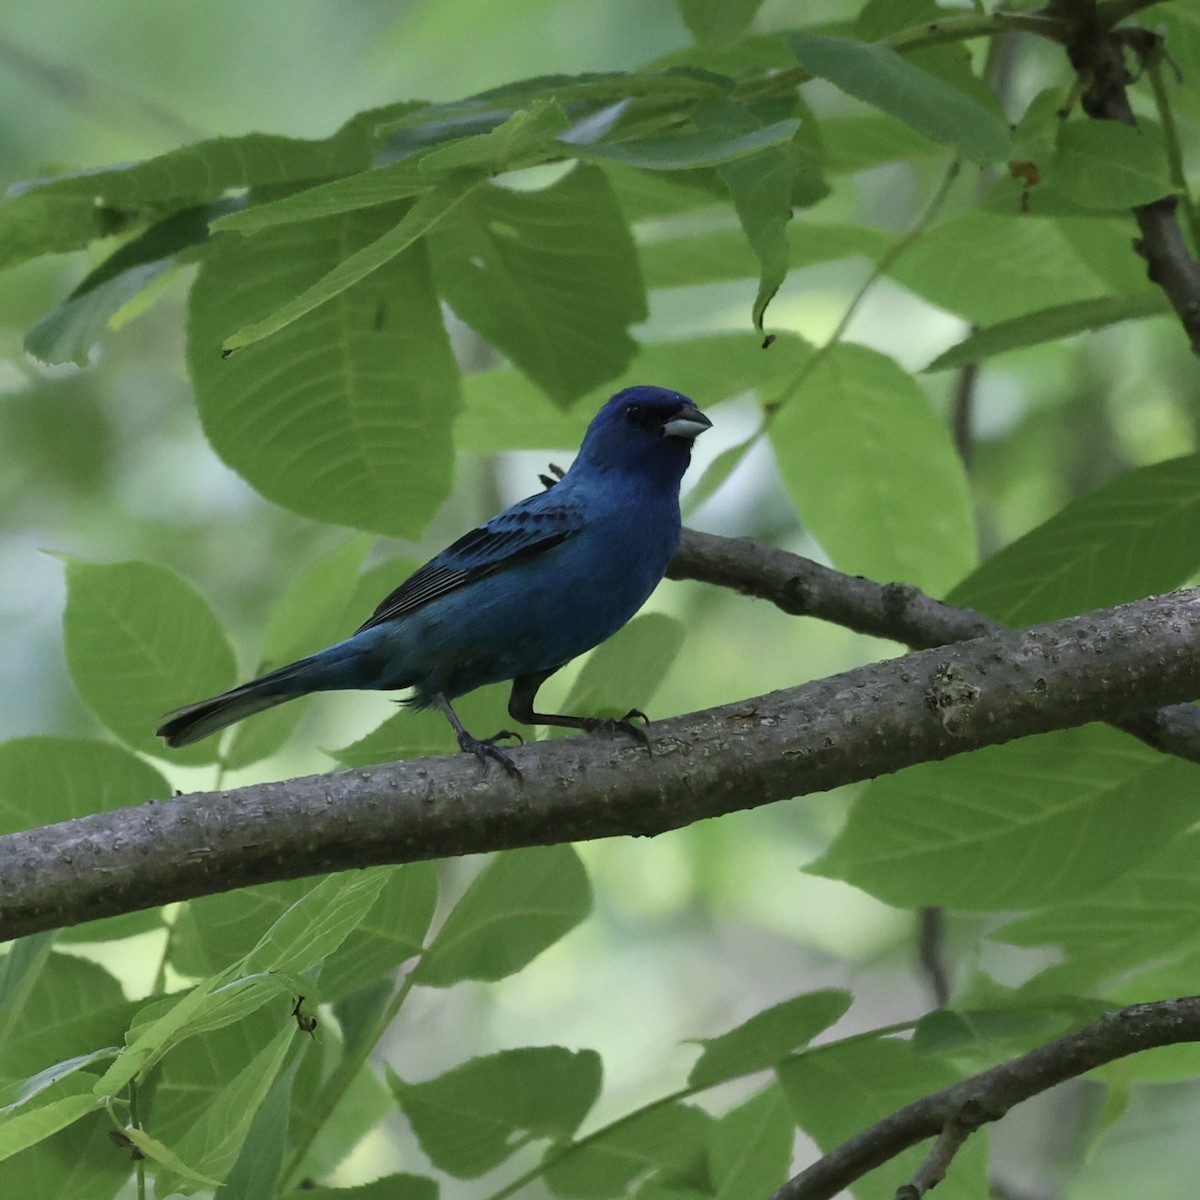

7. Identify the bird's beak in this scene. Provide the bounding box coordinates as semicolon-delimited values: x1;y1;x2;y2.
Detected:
662;405;712;440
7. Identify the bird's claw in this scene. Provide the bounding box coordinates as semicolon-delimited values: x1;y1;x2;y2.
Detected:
580;711;651;750
457;732;523;780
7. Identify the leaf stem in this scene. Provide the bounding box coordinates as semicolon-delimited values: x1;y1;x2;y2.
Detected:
1145;47;1200;250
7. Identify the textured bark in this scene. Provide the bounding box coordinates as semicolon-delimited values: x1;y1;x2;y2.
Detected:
773;996;1200;1200
3;585;1200;940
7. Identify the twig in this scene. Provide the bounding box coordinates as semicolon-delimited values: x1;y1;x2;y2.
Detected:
772;995;1200;1200
4;582;1200;938
917;908;952;1009
895;1108;982;1199
669;530;1200;763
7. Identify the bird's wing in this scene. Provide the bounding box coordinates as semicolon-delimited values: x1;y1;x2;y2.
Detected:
355;493;585;633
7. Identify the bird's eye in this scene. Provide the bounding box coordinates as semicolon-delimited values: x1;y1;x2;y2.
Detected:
624;403;643;425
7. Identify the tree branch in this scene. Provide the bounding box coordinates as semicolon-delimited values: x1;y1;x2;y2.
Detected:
772;995;1200;1200
669;529;1200;762
4;584;1200;940
1053;0;1200;356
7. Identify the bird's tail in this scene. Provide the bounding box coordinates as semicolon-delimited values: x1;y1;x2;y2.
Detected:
156;643;364;748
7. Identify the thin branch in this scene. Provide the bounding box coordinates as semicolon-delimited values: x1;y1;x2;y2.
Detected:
895;1110;979;1199
1055;0;1200;356
917;908;952;1009
669;529;1200;763
772;995;1200;1200
4;582;1200;939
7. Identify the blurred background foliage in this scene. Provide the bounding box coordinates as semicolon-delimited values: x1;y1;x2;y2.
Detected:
2;0;1200;1197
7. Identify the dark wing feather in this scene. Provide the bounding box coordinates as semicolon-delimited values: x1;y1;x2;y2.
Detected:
355;496;583;634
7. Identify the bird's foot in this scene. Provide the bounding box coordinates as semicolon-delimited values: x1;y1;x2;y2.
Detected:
456;728;524;781
578;709;651;749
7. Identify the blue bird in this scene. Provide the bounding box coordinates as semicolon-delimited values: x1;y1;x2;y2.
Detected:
157;386;711;776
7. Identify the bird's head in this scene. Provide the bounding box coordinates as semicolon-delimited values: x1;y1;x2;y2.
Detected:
574;386;712;482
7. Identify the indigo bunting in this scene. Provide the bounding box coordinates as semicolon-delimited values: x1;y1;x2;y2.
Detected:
157;386;711;776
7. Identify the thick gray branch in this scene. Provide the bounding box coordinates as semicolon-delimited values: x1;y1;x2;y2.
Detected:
670;529;1200;761
3;586;1200;940
773;995;1200;1200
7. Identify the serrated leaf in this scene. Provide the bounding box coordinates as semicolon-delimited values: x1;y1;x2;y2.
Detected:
789;33;1009;164
429;165;645;406
415;845;591;986
1053;120;1171;208
223;175;481;352
389;1047;601;1178
570;118;800;171
561;614;686;722
949;454;1200;624
910;1007;1064;1057
710;1085;794;1200
187;206;460;537
0;1106;133;1200
689;990;851;1088
543;1102;713;1199
811;727;1200;911
778;1038;987;1200
925;292;1170;371
770;343;976;595
62;559;237;764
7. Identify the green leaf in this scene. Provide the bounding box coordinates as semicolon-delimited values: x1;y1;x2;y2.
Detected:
415;845;591;986
61;559;237;764
0;1107;133;1200
187;207;460;537
820;113;945;172
910;1006;1065;1057
223;535;371;768
789;33;1009;164
241;868;391;975
677;0;765;46
570;119;800;171
0;1050;118;1115
289;1034;395;1181
154;1025;295;1196
688;990;851;1088
1053;120;1172;208
389;1046;601;1178
0;735;168;834
223;175;481;352
0;1081;104;1164
998;828;1200;967
925;292;1171;371
770;343;976;595
2;952;135;1081
0;108;404;271
710;1085;795;1200
949;455;1200;624
778;1038;987;1200
887;210;1112;325
561;614;686;723
321;863;440;999
170;880;312;978
811;727;1200;910
25;202;232;366
429;165;645;406
420;99;571;172
543;1102;712;1198
223;1056;301;1200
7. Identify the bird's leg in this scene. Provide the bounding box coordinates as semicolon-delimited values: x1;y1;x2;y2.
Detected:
432;694;523;780
508;672;651;750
